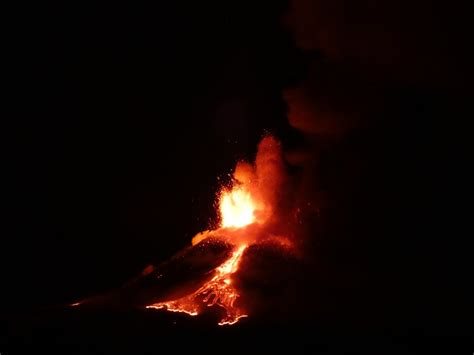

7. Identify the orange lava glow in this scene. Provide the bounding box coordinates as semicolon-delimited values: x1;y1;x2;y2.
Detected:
147;244;248;325
70;136;290;326
220;186;256;228
147;180;257;325
147;136;285;326
147;180;258;325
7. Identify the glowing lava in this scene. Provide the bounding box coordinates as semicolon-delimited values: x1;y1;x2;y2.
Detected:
71;136;289;326
220;187;256;228
147;244;248;325
146;136;289;325
147;182;256;325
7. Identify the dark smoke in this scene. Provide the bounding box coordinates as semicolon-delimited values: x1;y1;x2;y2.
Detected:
278;0;471;333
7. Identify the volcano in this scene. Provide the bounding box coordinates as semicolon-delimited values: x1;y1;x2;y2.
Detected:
69;136;301;326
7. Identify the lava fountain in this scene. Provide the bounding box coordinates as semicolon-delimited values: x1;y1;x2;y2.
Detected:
146;178;258;325
147;244;248;325
146;135;288;326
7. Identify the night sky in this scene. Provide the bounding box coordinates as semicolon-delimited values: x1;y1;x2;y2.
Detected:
2;1;472;351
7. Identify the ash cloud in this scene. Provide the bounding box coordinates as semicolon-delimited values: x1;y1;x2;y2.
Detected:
283;0;471;140
282;0;471;236
276;0;471;329
285;0;471;88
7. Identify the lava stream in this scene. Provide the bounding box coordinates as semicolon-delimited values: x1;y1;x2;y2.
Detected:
147;244;248;326
146;136;284;325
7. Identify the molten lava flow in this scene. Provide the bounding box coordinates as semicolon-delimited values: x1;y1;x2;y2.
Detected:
147;136;288;325
147;182;256;325
70;136;291;325
147;244;248;325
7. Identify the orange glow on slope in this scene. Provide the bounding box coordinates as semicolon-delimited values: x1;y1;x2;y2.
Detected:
70;136;290;326
147;183;256;325
220;186;256;228
147;244;248;325
147;136;285;325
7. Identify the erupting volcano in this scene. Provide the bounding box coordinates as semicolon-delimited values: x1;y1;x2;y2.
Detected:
71;135;294;327
145;185;254;325
145;135;291;326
